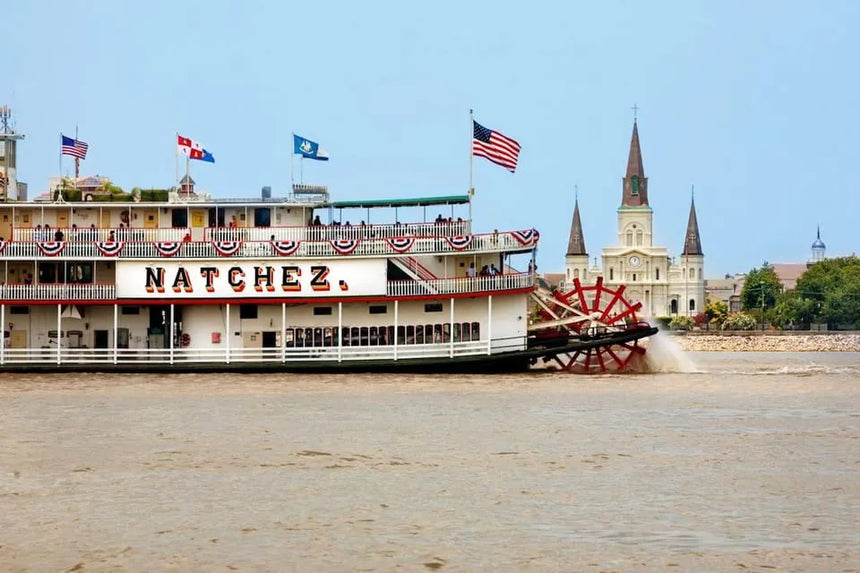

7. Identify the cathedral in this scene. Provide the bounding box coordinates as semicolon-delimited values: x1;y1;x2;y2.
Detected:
563;120;705;318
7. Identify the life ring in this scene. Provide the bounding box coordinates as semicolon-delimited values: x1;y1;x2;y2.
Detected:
120;210;130;224
180;333;191;347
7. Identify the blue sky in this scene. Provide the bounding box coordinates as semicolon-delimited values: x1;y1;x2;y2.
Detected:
6;1;858;277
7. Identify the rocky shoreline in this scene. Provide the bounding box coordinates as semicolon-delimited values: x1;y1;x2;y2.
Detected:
667;332;860;352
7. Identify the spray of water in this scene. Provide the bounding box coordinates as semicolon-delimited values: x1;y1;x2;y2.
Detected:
637;305;699;373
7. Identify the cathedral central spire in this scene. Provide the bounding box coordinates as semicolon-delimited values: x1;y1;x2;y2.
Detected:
621;120;649;207
567;198;587;256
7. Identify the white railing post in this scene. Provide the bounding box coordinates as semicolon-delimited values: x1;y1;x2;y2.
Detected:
0;304;4;366
281;302;287;363
169;303;175;365
487;295;493;355
337;302;343;363
113;304;118;364
393;300;398;361
56;303;62;365
225;303;231;364
449;297;455;358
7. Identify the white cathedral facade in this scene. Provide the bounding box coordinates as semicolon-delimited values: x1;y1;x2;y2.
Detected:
562;121;706;318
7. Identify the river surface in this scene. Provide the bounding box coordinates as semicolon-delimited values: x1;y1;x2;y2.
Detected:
1;352;858;572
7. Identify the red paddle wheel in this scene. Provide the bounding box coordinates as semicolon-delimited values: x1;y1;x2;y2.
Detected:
530;277;650;373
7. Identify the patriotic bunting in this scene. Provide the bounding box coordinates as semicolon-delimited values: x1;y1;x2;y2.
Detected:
445;235;473;251
511;229;538;246
37;241;66;256
386;237;416;253
95;241;125;257
0;239;7;254
154;242;183;257
212;240;242;256
271;240;301;256
330;238;360;255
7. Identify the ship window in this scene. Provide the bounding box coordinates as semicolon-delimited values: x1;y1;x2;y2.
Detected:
424;303;443;313
434;324;443;343
425;325;434;343
462;322;472;342
471;322;480;340
442;323;450;343
10;306;29;315
121;306;140;315
313;306;333;316
397;326;406;345
369;305;387;314
369;326;378;345
240;304;258;319
360;327;369;345
416;325;424;344
171;209;188;228
254;208;271;227
453;323;461;342
351;327;360;345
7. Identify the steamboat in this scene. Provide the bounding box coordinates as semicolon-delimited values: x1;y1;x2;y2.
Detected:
0;124;656;374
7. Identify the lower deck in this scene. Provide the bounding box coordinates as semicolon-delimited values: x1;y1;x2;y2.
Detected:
0;294;530;370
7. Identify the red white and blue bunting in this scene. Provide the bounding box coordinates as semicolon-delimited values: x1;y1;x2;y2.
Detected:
445;235;473;251
0;239;7;254
95;241;125;257
330;238;360;255
37;241;66;256
154;242;183;257
386;236;416;253
271;240;301;256
212;240;242;257
511;228;538;246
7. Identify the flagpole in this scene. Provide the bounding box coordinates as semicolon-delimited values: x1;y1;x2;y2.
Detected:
175;133;179;188
59;133;62;177
74;125;80;180
290;132;294;188
186;154;190;195
469;109;474;197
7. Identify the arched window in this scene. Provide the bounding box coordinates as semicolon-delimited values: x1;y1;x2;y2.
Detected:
636;231;643;246
689;299;696;311
655;268;660;280
690;268;696;279
609;268;614;280
573;268;580;279
626;232;633;246
670;299;678;314
632;273;637;282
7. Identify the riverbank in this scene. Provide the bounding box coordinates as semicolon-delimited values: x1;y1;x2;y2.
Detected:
668;331;860;352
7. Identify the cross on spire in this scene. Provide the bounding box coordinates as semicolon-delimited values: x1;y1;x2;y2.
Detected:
632;103;639;122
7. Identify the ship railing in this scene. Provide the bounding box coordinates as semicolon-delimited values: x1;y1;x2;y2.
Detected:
0;229;537;260
14;227;190;243
0;283;117;301
386;272;534;297
203;220;471;242
0;338;526;365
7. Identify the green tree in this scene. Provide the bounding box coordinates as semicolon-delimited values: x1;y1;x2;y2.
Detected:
740;263;782;312
794;256;860;329
704;298;728;326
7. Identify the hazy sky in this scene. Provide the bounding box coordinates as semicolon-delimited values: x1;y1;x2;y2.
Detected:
6;1;858;277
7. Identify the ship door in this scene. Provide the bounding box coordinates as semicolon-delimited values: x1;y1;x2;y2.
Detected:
262;331;278;348
9;330;27;349
94;330;109;349
0;211;14;240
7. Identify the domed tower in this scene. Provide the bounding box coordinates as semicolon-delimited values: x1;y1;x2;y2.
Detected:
810;226;826;263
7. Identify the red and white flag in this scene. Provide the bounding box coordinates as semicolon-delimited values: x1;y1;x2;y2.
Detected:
177;134;215;162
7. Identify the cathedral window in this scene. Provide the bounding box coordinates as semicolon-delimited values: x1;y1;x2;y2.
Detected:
689;299;696;312
626;232;633;246
632;273;637;282
670;299;678;314
609;268;614;280
690;268;696;279
574;268;580;279
655;268;660;280
636;231;643;246
631;175;640;195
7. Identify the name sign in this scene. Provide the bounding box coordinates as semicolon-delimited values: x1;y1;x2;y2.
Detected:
115;260;387;298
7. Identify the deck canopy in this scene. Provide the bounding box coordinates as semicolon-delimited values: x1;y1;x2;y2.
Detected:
328;195;470;209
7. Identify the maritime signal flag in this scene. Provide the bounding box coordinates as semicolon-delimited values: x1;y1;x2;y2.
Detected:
472;120;520;173
177;134;215;163
61;135;89;160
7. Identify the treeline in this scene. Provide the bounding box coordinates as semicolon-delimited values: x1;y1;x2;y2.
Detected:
701;256;860;331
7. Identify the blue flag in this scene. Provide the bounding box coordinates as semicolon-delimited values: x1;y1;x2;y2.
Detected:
293;134;329;161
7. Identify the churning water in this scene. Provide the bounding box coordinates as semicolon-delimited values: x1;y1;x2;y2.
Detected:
1;352;858;571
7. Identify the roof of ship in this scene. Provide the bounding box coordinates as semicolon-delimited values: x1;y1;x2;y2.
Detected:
329;195;470;209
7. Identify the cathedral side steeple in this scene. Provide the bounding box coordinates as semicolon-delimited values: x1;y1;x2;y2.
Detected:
621;121;649;207
682;196;703;255
567;199;587;256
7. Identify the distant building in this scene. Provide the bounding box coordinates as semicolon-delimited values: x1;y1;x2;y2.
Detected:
560;120;705;317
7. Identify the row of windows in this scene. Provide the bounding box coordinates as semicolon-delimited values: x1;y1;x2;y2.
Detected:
285;322;481;348
239;303;443;319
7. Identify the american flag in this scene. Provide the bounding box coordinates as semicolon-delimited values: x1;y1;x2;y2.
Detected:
61;135;89;159
472;120;520;173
